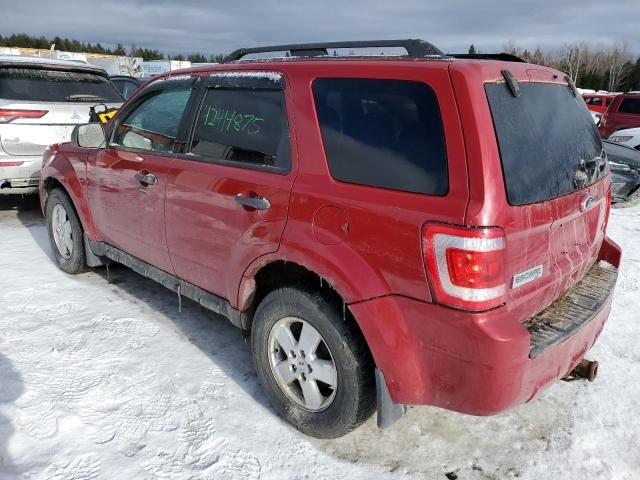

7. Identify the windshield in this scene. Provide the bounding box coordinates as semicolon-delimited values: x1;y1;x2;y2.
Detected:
486;82;605;205
0;67;123;103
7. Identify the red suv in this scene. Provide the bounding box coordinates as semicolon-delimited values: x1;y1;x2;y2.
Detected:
39;40;621;439
599;92;640;138
582;93;614;114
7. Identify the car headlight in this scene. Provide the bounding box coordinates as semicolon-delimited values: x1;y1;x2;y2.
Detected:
609;135;633;143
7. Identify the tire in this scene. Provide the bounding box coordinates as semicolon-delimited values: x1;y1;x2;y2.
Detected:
251;287;375;438
45;189;89;274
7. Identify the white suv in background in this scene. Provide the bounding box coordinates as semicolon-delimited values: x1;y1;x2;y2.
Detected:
609;127;640;151
0;55;122;194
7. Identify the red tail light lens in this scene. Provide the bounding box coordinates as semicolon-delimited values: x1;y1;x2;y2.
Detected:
423;224;507;311
602;186;612;233
446;248;505;289
0;109;48;123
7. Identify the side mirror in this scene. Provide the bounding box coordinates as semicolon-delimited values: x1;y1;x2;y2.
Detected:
72;123;106;149
592;112;603;127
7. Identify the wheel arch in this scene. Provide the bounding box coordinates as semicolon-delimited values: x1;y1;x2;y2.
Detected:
238;258;374;349
41;163;98;240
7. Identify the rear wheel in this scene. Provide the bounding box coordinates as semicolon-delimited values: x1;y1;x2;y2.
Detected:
251;287;375;438
45;189;88;274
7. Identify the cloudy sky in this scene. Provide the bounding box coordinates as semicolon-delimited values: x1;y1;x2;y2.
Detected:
1;0;639;57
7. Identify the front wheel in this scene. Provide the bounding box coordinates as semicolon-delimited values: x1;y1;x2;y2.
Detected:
45;189;88;274
251;287;375;438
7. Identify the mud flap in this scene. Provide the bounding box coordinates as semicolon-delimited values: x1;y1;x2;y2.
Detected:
84;234;108;267
376;369;406;429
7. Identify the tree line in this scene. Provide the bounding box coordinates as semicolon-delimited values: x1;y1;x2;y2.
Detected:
2;33;639;89
0;33;225;63
469;42;640;92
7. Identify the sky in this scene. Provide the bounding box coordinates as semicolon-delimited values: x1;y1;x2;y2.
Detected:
1;0;639;57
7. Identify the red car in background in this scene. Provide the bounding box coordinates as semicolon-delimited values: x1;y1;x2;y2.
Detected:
582;93;615;114
599;93;640;138
39;40;621;438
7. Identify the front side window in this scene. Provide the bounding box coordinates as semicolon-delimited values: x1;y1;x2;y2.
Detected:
112;88;191;153
189;88;291;171
312;78;448;195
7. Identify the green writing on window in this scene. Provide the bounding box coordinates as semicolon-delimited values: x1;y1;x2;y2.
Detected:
203;105;264;135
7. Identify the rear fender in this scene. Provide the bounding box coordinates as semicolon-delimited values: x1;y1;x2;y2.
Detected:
237;240;391;312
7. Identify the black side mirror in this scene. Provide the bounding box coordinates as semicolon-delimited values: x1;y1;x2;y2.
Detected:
72;124;106;149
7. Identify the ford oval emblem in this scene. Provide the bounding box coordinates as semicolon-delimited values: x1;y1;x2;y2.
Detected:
581;195;595;211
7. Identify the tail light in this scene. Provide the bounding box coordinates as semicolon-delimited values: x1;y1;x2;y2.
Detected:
423;224;507;311
602;186;612;233
0;109;48;123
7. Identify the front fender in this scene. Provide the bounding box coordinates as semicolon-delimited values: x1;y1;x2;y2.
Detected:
40;144;99;240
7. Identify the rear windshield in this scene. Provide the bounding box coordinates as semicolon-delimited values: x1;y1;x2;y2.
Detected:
0;67;122;103
313;78;448;196
486;82;604;205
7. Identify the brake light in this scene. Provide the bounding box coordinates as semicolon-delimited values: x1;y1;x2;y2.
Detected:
423;224;507;311
0;109;48;123
0;161;24;166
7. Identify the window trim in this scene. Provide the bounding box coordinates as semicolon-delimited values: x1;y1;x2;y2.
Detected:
107;80;196;158
310;76;450;196
180;83;292;175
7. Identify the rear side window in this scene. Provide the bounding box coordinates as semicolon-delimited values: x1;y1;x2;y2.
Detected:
190;89;291;171
619;97;640;114
486;82;604;205
0;67;122;103
313;78;448;195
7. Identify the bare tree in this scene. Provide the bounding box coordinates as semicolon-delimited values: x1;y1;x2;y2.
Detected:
562;44;583;84
606;44;632;92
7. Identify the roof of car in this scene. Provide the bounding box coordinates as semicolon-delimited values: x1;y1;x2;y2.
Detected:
0;55;107;75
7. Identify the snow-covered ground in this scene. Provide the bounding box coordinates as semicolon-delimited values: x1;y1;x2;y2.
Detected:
0;195;639;480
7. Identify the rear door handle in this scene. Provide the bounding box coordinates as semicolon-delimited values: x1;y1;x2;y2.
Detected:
134;172;157;185
235;193;271;210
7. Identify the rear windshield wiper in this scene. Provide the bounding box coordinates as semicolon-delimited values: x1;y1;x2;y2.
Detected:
66;94;107;102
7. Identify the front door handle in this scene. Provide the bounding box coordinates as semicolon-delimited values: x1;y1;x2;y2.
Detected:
134;172;157;185
235;193;271;210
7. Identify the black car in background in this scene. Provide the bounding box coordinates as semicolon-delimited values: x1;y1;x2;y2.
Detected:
110;75;143;100
604;140;640;203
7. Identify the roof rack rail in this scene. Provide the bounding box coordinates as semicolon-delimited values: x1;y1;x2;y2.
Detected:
449;53;525;63
222;39;445;63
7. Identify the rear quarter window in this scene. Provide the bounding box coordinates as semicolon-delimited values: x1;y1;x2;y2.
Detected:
619;98;640;114
312;78;448;195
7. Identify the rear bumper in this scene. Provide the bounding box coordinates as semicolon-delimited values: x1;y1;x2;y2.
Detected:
351;236;621;415
0;156;41;194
